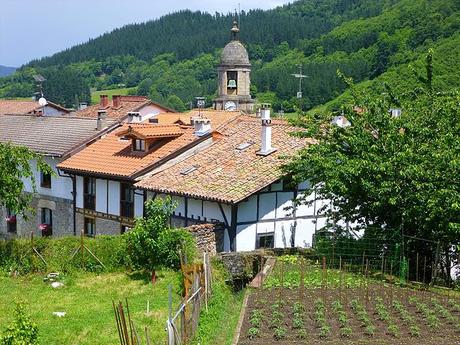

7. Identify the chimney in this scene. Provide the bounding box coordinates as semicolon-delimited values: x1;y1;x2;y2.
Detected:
97;110;107;131
112;95;121;109
100;95;109;108
257;104;276;156
128;111;141;123
191;117;211;137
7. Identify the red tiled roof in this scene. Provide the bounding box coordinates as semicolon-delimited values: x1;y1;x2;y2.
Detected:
0;100;69;115
155;109;240;129
117;124;184;139
75;96;175;120
57;123;198;179
135;115;312;203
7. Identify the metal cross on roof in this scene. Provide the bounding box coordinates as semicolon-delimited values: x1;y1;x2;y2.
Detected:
291;65;308;99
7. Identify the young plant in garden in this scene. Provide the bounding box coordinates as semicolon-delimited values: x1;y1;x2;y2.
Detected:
350;299;375;336
392;300;420;337
314;299;331;339
410;297;441;329
292;301;307;338
332;300;352;337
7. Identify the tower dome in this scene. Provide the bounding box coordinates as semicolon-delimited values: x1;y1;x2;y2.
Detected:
213;21;254;113
221;41;250;66
220;21;250;66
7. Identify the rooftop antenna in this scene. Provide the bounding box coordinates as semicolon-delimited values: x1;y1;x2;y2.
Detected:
33;74;47;115
195;97;206;117
291;64;308;99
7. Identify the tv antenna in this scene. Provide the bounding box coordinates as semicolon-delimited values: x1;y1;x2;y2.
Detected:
291;65;308;99
195;97;206;117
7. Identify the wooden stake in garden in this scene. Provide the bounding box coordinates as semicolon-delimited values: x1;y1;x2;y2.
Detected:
389;261;394;306
69;229;106;270
339;256;343;303
322;256;327;304
365;259;369;310
279;259;284;303
299;256;305;301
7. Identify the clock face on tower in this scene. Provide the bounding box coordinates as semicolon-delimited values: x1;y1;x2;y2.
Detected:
224;101;237;111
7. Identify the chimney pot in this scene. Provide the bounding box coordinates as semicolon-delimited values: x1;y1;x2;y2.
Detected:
127;111;141;123
97;110;107;131
257;104;276;156
100;95;109;108
191;117;211;137
112;95;121;109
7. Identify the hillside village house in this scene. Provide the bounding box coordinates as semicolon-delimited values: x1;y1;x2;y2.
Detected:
0;99;70;116
3;22;332;252
136;108;329;252
0;114;117;238
74;95;176;122
57;110;240;236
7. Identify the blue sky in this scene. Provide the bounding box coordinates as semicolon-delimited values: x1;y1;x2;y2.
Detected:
0;0;292;67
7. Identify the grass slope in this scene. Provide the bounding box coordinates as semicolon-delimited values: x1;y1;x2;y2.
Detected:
90;88;136;105
0;270;181;345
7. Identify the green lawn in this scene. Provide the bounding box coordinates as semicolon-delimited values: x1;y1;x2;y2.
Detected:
0;270;181;345
90;88;136;105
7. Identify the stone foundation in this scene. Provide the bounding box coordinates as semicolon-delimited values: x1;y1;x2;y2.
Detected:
0;194;73;238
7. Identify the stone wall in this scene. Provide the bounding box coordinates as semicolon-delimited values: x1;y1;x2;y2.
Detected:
186;222;225;256
75;212;124;236
218;251;263;279
0;194;73;238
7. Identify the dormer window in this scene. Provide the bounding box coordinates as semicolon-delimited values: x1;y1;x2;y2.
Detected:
133;139;146;151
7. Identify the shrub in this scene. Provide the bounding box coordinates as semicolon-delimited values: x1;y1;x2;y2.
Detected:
0;302;39;344
126;197;196;275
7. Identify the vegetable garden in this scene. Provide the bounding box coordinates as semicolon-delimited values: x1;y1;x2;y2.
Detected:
239;255;460;345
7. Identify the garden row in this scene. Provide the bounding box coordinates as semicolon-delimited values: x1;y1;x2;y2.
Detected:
239;255;460;345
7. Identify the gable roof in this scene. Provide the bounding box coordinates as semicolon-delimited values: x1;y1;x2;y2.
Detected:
135;115;312;204
117;124;184;139
155;109;240;128
0;114;113;157
57;123;200;179
0;99;70;115
74;95;175;120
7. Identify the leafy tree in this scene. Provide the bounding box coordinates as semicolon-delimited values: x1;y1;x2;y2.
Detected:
0;143;53;216
0;302;39;345
166;94;186;112
126;197;196;283
284;51;459;281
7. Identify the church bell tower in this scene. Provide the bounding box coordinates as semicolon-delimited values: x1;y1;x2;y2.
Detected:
213;21;254;112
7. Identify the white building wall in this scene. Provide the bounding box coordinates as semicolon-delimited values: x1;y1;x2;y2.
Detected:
258;193;276;220
95;179;107;213
108;181;120;215
237;195;257;223
138;105;165;122
23;158;73;200
236;223;257;251
76;176;83;208
134;190;144;218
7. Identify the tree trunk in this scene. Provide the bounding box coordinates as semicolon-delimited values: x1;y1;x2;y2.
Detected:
151;270;156;285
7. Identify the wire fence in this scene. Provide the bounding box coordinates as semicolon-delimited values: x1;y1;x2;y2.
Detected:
310;225;460;287
166;252;212;345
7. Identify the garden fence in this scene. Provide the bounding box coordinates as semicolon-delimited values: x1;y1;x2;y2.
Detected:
166;252;212;345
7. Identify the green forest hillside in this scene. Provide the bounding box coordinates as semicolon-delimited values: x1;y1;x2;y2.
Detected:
0;0;459;111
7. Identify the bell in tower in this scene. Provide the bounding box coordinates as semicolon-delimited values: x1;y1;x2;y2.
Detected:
213;21;254;113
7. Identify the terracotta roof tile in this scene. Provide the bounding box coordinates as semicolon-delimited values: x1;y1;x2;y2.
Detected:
58;123;198;179
155;109;240;129
117;124;184;139
74;96;175;120
135;115;312;203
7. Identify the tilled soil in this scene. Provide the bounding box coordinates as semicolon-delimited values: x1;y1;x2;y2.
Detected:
238;284;460;345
